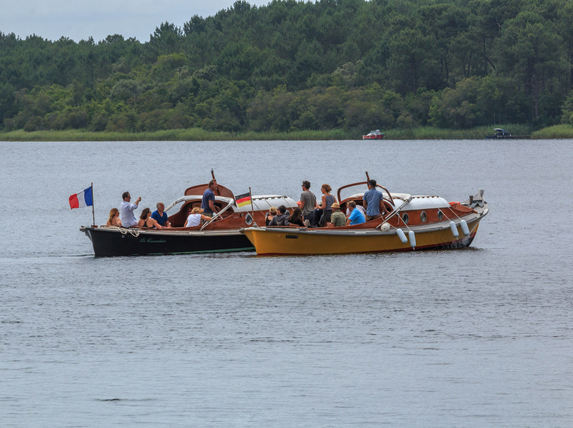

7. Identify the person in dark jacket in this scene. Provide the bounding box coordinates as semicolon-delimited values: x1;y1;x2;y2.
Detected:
269;205;290;226
265;206;278;226
289;207;305;227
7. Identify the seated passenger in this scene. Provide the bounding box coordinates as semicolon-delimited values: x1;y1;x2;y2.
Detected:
265;206;278;226
289;207;305;227
327;203;346;227
106;208;122;227
185;207;212;227
346;202;366;218
346;201;366;226
138;208;163;229
269;205;290;226
151;202;171;228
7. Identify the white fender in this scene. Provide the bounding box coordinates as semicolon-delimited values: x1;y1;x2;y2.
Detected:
408;230;416;247
380;223;391;232
396;228;408;243
450;221;459;238
460;220;470;236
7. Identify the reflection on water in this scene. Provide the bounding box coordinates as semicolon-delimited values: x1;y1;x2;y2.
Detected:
1;139;573;427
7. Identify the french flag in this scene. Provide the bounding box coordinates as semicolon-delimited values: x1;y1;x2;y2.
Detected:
69;186;93;209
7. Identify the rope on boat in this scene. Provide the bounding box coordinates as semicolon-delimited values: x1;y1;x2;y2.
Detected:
119;227;140;237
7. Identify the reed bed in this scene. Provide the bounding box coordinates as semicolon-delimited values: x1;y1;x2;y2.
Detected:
531;125;573;139
0;124;538;141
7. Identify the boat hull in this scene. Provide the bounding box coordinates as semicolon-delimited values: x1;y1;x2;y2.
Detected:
82;227;254;257
241;213;485;256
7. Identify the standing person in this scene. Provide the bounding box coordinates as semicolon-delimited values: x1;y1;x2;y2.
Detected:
299;180;317;226
119;191;141;228
318;183;336;226
363;179;385;220
346;201;366;226
151;202;171;228
327;203;346;227
202;180;220;217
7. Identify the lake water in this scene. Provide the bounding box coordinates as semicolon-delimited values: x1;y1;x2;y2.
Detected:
1;139;572;427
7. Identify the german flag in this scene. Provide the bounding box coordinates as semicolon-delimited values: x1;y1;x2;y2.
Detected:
236;192;252;208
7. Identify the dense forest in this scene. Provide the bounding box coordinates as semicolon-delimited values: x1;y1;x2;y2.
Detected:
2;0;573;134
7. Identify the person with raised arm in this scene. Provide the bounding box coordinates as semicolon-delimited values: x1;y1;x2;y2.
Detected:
119;191;141;228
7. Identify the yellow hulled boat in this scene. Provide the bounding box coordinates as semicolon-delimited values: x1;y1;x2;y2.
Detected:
241;185;489;256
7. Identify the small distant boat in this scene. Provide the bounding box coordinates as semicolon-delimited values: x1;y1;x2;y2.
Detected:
485;128;530;139
362;129;385;140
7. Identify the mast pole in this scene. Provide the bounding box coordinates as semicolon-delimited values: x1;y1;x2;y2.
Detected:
91;182;95;226
249;187;257;227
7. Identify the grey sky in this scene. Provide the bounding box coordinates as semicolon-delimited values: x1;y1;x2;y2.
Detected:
1;0;272;42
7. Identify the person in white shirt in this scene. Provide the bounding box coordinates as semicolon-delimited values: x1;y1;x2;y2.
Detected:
119;191;141;228
185;207;212;227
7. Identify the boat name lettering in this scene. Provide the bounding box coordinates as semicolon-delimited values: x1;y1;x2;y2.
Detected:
139;238;167;244
285;235;299;239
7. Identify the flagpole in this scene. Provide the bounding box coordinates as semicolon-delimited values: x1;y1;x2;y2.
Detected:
249;187;257;227
91;182;95;226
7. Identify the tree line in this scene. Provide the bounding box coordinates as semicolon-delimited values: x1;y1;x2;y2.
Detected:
2;0;573;133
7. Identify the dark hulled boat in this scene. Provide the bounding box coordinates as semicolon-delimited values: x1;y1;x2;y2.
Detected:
81;182;297;257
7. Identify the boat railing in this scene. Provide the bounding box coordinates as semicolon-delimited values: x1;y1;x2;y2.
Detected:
200;199;235;230
377;195;413;229
337;181;395;207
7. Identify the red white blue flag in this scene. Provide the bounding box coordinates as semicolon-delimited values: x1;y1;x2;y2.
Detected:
69;186;93;209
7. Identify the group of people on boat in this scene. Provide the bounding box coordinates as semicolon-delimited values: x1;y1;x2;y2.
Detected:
104;178;386;230
106;181;222;229
106;192;172;229
263;179;385;228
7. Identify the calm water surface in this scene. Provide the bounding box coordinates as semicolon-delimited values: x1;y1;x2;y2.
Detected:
1;139;572;427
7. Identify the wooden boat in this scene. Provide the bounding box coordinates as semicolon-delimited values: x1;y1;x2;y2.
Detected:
362;129;385;140
81;182;298;257
241;183;489;256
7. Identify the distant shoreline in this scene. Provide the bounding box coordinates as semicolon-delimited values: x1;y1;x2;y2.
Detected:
0;125;571;141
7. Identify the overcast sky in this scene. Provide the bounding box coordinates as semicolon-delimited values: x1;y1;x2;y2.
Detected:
1;0;273;42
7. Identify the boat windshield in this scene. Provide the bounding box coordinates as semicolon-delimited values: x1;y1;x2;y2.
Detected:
337;182;391;203
338;183;369;202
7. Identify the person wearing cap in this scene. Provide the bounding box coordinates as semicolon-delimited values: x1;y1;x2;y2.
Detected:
327;202;346;227
363;179;385;220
